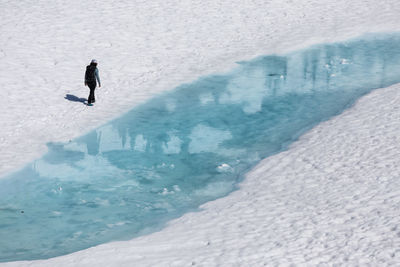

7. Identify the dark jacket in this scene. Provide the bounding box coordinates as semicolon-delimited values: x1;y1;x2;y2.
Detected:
85;64;101;86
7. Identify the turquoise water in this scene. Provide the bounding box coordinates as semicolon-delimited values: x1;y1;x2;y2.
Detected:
2;33;400;262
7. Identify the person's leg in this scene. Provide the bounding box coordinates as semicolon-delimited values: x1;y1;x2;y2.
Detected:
88;90;92;104
88;88;94;103
88;82;96;104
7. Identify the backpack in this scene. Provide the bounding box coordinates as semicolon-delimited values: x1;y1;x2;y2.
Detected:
85;65;96;83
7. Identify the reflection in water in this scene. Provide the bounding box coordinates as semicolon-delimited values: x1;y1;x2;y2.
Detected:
2;33;400;262
85;131;101;156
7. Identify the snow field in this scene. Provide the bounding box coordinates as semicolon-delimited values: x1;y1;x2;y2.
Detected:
1;0;400;176
1;0;400;265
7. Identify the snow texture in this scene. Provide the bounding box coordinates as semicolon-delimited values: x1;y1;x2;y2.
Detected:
1;0;400;266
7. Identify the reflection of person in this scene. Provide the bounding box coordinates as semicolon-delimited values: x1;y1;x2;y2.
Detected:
84;59;101;105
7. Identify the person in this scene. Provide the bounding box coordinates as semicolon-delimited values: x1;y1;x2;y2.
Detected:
84;59;101;105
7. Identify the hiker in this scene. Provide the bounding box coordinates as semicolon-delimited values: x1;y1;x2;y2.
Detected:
84;59;101;105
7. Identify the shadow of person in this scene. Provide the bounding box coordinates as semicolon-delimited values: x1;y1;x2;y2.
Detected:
65;94;87;104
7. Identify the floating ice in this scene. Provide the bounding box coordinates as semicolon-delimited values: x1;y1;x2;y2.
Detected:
217;163;232;173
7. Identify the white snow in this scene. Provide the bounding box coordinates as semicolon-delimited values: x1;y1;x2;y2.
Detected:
1;0;400;266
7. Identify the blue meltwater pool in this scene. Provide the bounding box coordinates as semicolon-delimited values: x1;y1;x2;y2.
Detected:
2;33;400;262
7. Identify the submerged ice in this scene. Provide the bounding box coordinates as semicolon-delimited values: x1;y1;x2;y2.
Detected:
2;33;400;261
